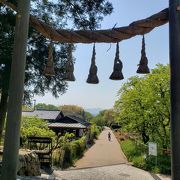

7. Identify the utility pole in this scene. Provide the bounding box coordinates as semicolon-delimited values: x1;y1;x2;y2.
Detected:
1;0;30;180
169;0;180;179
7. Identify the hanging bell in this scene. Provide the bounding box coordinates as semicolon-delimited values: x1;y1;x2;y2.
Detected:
86;44;99;84
136;35;150;74
43;42;55;77
109;42;124;80
64;43;75;81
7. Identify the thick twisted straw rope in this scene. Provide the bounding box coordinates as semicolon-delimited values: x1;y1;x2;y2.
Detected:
1;0;168;43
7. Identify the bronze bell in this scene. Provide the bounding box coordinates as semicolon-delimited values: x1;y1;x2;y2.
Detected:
86;44;99;84
109;42;124;80
137;35;150;74
43;43;55;77
64;44;75;81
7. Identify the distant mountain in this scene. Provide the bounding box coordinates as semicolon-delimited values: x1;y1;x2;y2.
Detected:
85;108;103;116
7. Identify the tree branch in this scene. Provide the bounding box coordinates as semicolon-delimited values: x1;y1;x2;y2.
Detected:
1;0;169;43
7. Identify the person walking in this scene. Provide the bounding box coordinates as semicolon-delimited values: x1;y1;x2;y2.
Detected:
108;132;111;141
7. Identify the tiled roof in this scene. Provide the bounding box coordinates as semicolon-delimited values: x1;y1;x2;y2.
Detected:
67;115;90;127
22;110;61;120
22;110;90;129
60;111;90;126
48;123;86;129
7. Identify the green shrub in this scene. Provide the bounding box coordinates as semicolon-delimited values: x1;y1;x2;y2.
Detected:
52;149;62;166
151;167;161;174
21;116;55;146
89;124;101;144
121;140;142;161
145;155;171;174
121;139;171;175
52;136;87;168
59;133;75;146
71;141;80;159
61;143;72;168
71;136;86;159
132;156;146;169
158;155;171;174
79;136;86;150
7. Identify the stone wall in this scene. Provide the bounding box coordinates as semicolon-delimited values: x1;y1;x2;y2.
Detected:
17;149;41;176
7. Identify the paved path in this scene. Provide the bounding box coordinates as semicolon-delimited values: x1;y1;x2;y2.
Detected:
50;127;171;180
74;127;128;169
54;164;165;180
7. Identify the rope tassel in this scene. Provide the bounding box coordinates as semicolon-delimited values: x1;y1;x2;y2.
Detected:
86;44;99;84
43;42;55;77
109;42;124;80
136;36;150;74
64;44;75;81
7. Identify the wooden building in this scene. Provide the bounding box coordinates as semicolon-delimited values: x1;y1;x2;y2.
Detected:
22;110;90;137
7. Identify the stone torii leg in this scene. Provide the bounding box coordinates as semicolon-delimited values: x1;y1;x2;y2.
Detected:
1;0;30;180
169;0;180;179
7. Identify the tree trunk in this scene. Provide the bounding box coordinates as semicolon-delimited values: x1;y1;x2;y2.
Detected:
141;131;149;144
0;90;8;143
141;124;149;144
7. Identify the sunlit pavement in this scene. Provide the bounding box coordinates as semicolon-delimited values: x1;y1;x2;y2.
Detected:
53;164;171;180
74;127;127;169
17;166;171;180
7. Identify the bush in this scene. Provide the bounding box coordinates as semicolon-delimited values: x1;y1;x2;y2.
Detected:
145;155;171;174
89;124;101;144
61;143;72;168
21;116;55;146
53;143;72;169
52;135;87;168
121;140;142;160
71;136;86;159
158;155;171;174
132;156;146;169
71;141;80;159
121;139;171;175
52;149;62;166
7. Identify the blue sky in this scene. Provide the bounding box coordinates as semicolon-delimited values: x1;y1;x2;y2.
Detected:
35;0;169;109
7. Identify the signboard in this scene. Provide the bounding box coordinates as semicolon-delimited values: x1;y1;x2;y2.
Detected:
148;142;157;156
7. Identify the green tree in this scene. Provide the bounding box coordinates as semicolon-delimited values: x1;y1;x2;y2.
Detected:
60;105;84;113
0;0;113;140
85;111;94;122
35;103;59;110
0;6;15;141
22;105;33;111
90;109;115;127
21;116;55;145
60;105;90;119
115;64;170;147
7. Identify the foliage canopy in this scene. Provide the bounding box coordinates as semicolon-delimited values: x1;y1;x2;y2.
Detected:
114;64;170;147
0;0;113;139
21;116;55;144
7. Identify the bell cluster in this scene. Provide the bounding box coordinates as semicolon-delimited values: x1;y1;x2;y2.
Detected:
43;36;150;83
